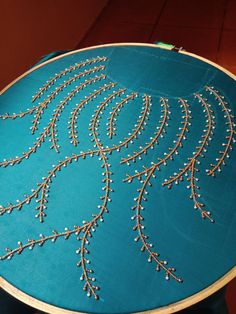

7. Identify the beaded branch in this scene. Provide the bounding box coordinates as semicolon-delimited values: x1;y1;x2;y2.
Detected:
31;64;107;134
3;65;107;134
0;56;108;130
1;226;82;259
127;98;189;279
124;98;191;181
68;88;128;146
0;55;235;302
76;90;123;298
31;56;108;102
121;97;170;164
132;163;182;282
205;86;236;176
162;94;215;222
0;84;119;221
0;74;109;167
0;91;154;298
107;92;138;138
104;94;150;154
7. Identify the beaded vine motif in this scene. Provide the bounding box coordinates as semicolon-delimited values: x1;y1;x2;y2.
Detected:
0;54;235;300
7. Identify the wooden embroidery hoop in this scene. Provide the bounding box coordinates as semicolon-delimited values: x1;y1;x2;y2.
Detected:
0;42;235;314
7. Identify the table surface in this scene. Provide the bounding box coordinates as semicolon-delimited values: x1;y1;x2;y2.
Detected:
0;43;235;314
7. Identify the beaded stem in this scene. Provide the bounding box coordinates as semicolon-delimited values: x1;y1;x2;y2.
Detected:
205;86;235;176
188;159;214;222
163;94;214;186
32;56;108;102
77;89;118;299
162;94;215;222
132;165;182;282
124;98;191;182
107;92;138;139
69;87;125;146
121;97;170;164
0;74;107;167
31;64;106;134
0;58;107;126
0;226;82;260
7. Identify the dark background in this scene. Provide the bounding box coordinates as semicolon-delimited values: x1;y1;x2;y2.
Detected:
0;0;235;313
0;0;236;91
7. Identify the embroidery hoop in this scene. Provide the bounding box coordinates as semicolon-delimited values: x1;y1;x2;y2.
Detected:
0;42;235;314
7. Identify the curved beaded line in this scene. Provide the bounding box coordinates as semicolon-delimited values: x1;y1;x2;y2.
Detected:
205;86;236;176
69;88;126;146
48;74;110;153
0;227;82;260
104;94;150;155
0;90;158;300
0;105;40;120
0;83;116;221
0;74;107;167
123;98;191;182
31;64;106;134
121;97;170;164
163;94;215;222
188;158;212;221
77;91;118;299
0;61;106;130
32;56;108;102
132;165;182;282
125;98;190;282
107;92;138;138
46;74;109;152
0;90;147;221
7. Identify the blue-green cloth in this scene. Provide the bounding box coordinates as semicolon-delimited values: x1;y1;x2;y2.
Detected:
0;44;235;314
32;50;71;68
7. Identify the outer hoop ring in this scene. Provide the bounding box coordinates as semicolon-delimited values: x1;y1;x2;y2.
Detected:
0;42;235;314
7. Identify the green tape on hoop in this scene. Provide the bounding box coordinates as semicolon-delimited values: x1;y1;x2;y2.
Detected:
154;41;175;50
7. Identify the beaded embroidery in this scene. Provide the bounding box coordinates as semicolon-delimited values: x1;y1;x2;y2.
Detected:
0;51;235;301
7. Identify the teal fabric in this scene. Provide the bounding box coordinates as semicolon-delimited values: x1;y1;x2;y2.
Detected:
0;44;235;314
32;50;72;68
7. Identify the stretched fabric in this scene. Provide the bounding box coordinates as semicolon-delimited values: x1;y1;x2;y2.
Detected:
0;44;235;314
